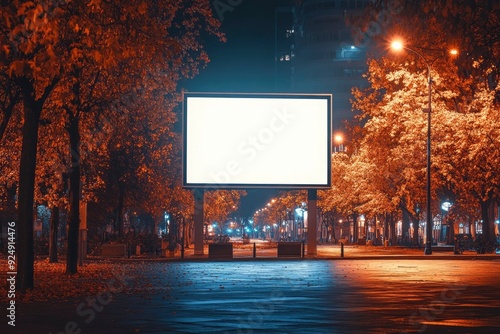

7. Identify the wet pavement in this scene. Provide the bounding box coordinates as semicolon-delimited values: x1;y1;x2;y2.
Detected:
10;258;500;334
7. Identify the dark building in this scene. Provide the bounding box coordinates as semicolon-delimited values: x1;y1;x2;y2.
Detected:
280;0;369;130
274;6;295;92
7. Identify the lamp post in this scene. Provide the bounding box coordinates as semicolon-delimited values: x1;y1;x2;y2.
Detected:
390;40;457;255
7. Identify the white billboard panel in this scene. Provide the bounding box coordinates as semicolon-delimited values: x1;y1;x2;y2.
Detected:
183;93;332;189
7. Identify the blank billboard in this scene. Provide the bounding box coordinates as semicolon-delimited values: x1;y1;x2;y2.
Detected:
183;93;332;189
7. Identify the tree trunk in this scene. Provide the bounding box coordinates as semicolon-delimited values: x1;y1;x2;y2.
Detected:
480;198;495;242
384;213;389;241
16;94;42;292
402;209;410;244
352;213;359;242
15;74;58;291
117;188;124;238
49;205;60;263
183;219;189;248
480;201;490;241
364;216;368;239
447;217;455;245
330;220;335;243
488;200;496;243
66;116;81;275
185;221;192;248
168;216;175;252
390;212;397;245
177;217;182;243
470;216;476;238
412;216;420;245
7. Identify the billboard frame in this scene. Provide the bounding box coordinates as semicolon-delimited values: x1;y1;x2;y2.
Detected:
182;92;332;190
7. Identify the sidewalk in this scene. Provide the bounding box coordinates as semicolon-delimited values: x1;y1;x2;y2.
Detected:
8;255;500;334
3;243;499;334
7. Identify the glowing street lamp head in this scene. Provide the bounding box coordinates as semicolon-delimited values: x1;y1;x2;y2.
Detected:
334;133;343;144
441;201;452;211
391;40;404;51
391;39;458;57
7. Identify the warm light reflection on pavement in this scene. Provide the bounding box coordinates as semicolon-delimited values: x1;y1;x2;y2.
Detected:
330;260;500;333
14;259;500;334
129;260;500;333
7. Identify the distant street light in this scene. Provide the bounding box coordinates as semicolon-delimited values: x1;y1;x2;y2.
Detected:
333;133;345;152
295;206;306;241
390;40;458;255
441;201;452;212
441;201;453;243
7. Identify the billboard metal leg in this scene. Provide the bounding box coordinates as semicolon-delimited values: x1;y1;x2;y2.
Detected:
307;189;317;256
194;189;205;255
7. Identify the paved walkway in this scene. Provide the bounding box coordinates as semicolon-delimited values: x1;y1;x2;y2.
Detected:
3;244;499;334
10;259;500;334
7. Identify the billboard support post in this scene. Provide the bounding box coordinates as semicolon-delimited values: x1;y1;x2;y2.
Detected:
307;189;317;256
183;93;331;257
194;188;205;255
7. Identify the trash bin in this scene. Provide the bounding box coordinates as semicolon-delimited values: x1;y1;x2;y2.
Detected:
384;240;389;248
135;245;141;256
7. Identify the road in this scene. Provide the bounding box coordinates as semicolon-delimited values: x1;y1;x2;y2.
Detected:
12;259;500;334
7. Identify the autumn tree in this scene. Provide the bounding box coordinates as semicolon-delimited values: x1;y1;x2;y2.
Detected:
205;190;246;228
433;82;500;244
1;1;65;291
320;150;373;242
57;0;222;274
0;99;21;239
166;186;195;248
251;194;295;238
1;0;223;290
96;88;180;241
351;0;500;244
34;108;69;263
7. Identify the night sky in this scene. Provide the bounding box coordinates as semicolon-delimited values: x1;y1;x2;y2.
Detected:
188;0;291;93
185;0;292;217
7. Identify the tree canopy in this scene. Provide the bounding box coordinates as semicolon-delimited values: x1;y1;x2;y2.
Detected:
0;0;224;291
334;0;500;243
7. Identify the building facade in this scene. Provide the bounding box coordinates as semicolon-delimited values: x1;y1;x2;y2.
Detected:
290;0;369;129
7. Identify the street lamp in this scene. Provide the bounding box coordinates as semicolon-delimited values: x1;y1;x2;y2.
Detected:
441;201;453;243
333;133;344;152
391;40;458;255
295;205;306;242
